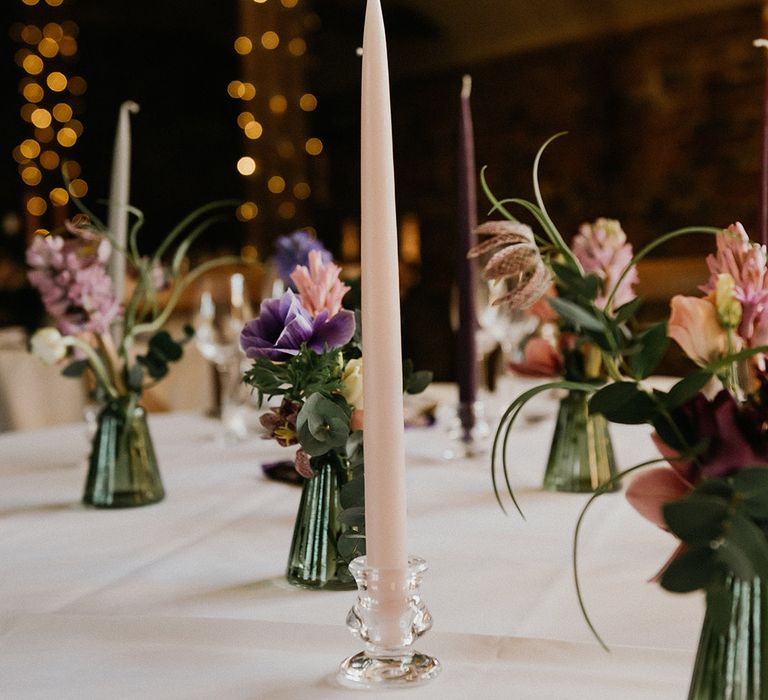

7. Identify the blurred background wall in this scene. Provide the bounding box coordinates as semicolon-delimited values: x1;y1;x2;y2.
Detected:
1;0;765;381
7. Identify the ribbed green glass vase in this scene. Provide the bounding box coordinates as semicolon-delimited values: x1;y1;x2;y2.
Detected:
688;576;768;700
543;390;619;493
83;393;165;508
286;451;356;590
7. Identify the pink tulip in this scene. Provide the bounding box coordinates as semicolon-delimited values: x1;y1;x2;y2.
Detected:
350;409;364;432
290;250;350;318
667;295;732;367
625;467;692;530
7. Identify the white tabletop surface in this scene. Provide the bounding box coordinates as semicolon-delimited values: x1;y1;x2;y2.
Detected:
0;388;701;699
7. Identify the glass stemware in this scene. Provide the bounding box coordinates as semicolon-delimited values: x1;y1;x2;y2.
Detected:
194;272;252;443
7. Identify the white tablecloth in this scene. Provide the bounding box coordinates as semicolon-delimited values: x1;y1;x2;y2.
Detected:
0;398;701;698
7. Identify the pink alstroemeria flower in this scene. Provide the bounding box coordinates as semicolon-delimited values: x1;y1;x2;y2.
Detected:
290;249;350;318
667;295;733;367
509;337;563;378
468;221;552;309
701;223;768;347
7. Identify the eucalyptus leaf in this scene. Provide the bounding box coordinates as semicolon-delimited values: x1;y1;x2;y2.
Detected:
588;382;656;424
405;370;433;395
338;506;365;527
660;546;719;593
337;532;366;563
340;476;364;510
663;495;728;544
62;359;89;378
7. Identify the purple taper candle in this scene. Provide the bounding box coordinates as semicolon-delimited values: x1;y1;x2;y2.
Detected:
457;75;478;416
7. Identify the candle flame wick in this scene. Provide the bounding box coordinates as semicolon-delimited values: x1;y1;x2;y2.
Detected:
754;38;768;51
461;74;472;99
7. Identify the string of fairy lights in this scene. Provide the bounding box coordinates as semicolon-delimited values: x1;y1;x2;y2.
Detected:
232;0;321;241
10;0;87;236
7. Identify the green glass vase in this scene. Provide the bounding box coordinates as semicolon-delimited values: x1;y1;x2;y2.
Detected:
286;451;356;590
688;576;768;700
543;390;619;493
83;393;165;508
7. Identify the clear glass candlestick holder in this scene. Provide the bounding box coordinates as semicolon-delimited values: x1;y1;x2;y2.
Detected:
338;555;441;688
443;400;490;460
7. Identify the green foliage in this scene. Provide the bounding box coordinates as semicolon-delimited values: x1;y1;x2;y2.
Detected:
588;382;656;424
403;358;433;394
243;345;345;405
296;393;351;457
61;359;89;378
135;328;193;383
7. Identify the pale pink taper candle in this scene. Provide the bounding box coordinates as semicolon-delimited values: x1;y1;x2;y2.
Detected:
360;0;408;575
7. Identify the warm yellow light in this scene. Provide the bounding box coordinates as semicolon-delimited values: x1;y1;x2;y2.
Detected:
305;137;323;156
288;37;306;57
277;140;295;158
21;25;42;45
52;103;73;122
234;36;253;55
61;21;79;38
57;127;77;147
23;55;44;76
31;108;52;129
59;36;77;57
253;0;267;3
68;119;84;136
15;49;31;67
38;37;59;58
43;23;64;40
46;0;64;6
35;127;54;143
69;178;88;197
27;197;47;216
236;202;259;221
240;244;259;261
40;150;60;170
269;95;287;114
67;76;87;95
237;111;254;129
241;82;256;100
21;166;42;186
237;156;257;176
261;31;279;49
267;175;286;194
62;160;81;179
23;82;44;103
299;93;317;112
50;187;69;206
227;80;245;99
281;0;298;7
293;182;311;200
34;228;49;237
244;121;263;140
47;72;67;92
22;0;40;5
12;147;26;164
278;201;296;219
20;139;41;159
20;104;36;123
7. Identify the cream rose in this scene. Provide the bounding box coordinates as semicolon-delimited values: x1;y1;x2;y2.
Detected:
341;357;363;409
668;295;733;367
30;327;68;365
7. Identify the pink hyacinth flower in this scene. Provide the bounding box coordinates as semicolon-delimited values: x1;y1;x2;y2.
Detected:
290;249;350;318
571;218;638;310
701;223;768;347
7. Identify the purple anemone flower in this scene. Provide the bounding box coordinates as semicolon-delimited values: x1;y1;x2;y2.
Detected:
274;231;332;285
240;290;355;360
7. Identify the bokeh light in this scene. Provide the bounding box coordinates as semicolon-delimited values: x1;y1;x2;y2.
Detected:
68;76;86;95
39;150;60;170
20;139;41;159
27;197;47;216
23;82;44;102
23;54;44;75
244;121;263;140
288;37;306;56
21;166;42;186
31;108;52;128
261;31;279;50
38;37;59;58
47;72;67;92
305;137;323;156
278;201;296;219
236;202;259;221
299;93;317;111
69;179;88;197
57;127;77;147
234;36;253;55
52;103;73;122
237;156;257;176
293;182;311;200
267;175;286;194
269;95;287;114
50;187;69;206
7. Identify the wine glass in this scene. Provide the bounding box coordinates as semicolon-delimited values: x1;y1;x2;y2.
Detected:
194;272;252;443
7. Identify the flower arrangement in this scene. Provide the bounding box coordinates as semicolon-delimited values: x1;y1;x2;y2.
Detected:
27;203;240;401
240;234;431;585
570;223;768;645
26;199;241;507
